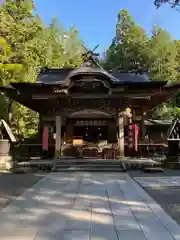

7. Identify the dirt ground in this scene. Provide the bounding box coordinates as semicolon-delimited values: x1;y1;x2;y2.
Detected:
0;173;45;210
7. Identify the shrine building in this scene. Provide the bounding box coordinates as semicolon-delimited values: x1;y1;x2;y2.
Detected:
1;53;180;159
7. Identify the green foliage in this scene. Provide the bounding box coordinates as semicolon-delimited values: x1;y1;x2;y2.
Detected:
0;0;83;138
2;0;179;138
104;9;180;119
105;9;150;71
149;25;177;81
0;36;23;85
152;102;180;119
12;103;39;139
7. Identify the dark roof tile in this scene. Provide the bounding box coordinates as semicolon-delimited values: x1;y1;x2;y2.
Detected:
110;71;150;82
36;67;150;84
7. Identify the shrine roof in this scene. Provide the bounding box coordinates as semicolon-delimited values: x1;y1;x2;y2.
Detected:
36;67;152;85
0;50;179;113
145;119;172;126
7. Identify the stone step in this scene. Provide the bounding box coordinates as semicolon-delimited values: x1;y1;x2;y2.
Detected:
14;158;163;172
55;163;125;167
55;162;161;166
143;167;164;173
54;167;125;172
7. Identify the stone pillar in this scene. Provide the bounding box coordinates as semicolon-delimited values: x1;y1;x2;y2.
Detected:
55;115;62;157
118;113;124;158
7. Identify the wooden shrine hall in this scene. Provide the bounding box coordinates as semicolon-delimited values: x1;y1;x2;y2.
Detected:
1;51;180;159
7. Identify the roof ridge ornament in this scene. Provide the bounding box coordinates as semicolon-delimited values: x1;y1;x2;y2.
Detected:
81;45;104;70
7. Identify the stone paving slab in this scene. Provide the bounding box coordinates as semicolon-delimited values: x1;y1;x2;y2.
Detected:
129;169;180;178
0;173;45;211
134;176;180;188
133;174;180;228
0;172;180;239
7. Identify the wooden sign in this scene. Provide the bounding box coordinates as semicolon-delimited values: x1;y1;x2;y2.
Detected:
126;108;133;149
75;120;107;126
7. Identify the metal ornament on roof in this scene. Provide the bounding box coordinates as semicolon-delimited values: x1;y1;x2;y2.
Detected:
81;45;119;83
81;45;101;68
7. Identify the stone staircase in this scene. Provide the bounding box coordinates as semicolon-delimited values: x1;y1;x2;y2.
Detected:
54;159;126;172
13;157;163;173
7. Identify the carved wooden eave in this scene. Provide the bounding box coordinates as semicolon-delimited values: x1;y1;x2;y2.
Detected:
143;83;180;111
62;66;119;95
0;55;180;115
65;67;119;83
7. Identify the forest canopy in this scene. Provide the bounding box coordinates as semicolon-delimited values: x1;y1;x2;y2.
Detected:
103;9;180;119
0;0;83;139
0;1;180;139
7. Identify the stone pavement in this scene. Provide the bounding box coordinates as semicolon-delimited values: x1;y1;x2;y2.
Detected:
0;173;44;211
133;175;180;227
0;173;180;239
134;176;180;188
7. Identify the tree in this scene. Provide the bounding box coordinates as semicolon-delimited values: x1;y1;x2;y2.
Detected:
0;0;83;138
0;36;23;122
105;10;178;81
149;25;177;81
104;9;150;71
0;0;43;135
104;9;179;119
0;0;43;75
0;36;23;84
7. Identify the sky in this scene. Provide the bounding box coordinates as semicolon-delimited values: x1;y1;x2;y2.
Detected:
34;0;180;53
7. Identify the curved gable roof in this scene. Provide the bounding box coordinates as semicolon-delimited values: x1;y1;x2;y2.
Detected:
36;67;151;85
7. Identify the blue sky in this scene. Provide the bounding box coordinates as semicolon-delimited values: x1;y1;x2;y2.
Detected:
34;0;180;53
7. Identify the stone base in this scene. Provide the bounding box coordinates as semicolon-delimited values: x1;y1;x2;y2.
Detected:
143;167;164;173
164;162;180;169
0;155;13;170
164;155;180;169
166;155;180;162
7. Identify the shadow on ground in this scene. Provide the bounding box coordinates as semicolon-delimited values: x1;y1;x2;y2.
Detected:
0;172;180;239
0;173;45;210
0;173;151;239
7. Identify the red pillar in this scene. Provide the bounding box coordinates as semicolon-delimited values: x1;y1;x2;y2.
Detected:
42;127;49;151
